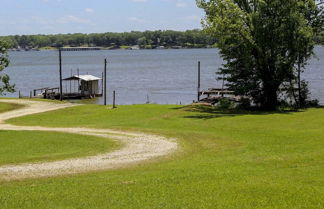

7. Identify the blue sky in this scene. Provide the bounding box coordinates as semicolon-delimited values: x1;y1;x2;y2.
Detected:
0;0;204;35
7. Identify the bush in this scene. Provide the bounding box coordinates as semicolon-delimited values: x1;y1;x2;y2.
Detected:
217;98;235;109
144;45;153;49
237;97;251;109
306;99;320;107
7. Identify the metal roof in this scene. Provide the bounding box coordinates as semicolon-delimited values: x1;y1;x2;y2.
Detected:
63;75;102;81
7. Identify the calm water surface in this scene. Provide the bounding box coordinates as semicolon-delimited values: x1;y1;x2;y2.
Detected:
3;48;324;105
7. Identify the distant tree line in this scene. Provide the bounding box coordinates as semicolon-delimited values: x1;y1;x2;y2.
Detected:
0;30;219;49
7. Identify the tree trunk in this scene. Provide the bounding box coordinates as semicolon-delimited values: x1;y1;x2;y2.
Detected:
297;62;302;108
261;83;279;110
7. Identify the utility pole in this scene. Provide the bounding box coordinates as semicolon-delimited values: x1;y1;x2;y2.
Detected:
104;58;107;106
59;48;63;101
197;61;201;102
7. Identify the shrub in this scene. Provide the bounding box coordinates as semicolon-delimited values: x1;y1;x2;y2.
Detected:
237;97;251;109
217;98;235;109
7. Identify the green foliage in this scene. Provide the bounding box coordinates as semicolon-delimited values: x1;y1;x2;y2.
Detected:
0;41;10;72
2;104;324;208
198;0;324;110
315;31;324;44
218;98;235;109
0;30;217;49
238;97;252;109
0;40;15;95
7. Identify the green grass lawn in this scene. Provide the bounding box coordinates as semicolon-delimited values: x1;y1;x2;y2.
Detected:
0;101;118;165
0;102;24;113
1;104;324;208
0;130;118;166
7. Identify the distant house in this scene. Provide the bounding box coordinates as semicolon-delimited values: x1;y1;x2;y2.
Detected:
130;45;140;50
156;46;165;49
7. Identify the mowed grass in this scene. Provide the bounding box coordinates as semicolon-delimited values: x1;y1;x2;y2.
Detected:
2;104;324;208
0;102;118;166
0;102;24;113
0;130;119;166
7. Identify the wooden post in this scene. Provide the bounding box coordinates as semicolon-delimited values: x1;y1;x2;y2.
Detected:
59;48;63;101
70;69;72;94
297;62;302;107
221;74;225;98
113;90;116;108
101;72;104;95
197;61;201;102
104;58;107;106
18;90;21;98
146;94;150;104
30;91;32;99
77;68;80;93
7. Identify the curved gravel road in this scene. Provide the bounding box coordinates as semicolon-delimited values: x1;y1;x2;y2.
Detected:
0;99;177;181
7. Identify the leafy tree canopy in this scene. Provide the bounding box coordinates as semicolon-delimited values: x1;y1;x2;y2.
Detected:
198;0;323;109
0;40;15;95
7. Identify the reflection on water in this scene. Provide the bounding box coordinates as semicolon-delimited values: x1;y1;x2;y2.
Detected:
3;48;324;105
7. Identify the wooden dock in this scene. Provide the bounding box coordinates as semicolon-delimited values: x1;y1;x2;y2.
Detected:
198;88;244;104
60;47;103;51
33;87;60;99
199;88;235;97
33;85;103;100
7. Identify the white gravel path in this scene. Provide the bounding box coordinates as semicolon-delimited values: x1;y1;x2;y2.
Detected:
0;99;177;181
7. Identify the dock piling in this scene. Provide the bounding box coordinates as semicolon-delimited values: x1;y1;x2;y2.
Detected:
113;90;116;108
59;48;63;101
101;72;104;95
198;61;201;102
104;58;107;106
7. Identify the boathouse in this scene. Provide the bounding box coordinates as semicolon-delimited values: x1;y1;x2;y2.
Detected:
62;75;103;98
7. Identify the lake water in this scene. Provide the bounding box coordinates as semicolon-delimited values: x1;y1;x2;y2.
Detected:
3;47;324;105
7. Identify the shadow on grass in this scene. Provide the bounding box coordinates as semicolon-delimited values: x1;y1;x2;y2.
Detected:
172;105;306;120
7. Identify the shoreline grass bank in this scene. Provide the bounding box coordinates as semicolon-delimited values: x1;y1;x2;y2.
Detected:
0;102;323;208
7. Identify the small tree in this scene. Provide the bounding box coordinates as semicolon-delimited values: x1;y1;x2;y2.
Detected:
198;0;323;110
0;40;15;95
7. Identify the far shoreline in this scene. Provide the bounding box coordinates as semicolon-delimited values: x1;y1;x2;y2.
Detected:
8;46;218;52
8;45;323;52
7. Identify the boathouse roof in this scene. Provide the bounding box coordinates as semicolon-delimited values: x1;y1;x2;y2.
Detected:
63;75;102;81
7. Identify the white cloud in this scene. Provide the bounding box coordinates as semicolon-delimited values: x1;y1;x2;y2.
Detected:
40;0;63;2
130;0;148;2
85;8;94;13
57;15;91;24
184;15;200;21
161;0;188;8
176;1;187;7
31;16;50;24
129;17;146;23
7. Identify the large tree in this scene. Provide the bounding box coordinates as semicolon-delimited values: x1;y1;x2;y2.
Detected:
0;40;14;95
198;0;323;110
